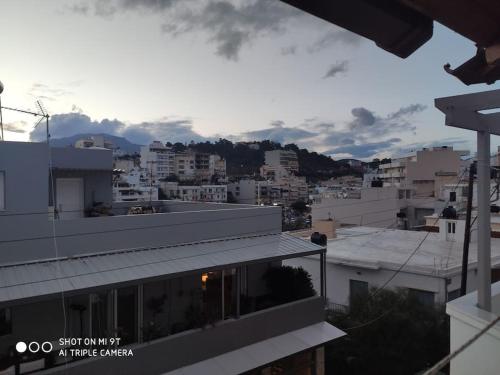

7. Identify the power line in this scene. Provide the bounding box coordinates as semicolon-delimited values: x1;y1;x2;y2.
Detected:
334;167;470;329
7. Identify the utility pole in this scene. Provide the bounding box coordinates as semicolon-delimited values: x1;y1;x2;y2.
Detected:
460;162;475;296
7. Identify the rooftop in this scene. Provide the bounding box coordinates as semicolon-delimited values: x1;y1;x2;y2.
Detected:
0;233;324;306
322;226;500;276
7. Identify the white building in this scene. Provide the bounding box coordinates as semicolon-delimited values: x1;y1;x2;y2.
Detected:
160;182;227;203
113;168;158;202
287;223;500;311
140;141;175;182
174;151;196;181
264;149;299;174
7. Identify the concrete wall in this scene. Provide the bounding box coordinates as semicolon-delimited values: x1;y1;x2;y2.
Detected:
51;147;112;171
447;282;500;375
0;205;281;264
0;141;48;214
40;297;325;375
50;170;112;209
286;256;484;306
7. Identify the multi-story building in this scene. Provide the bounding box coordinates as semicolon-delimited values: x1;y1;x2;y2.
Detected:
174;151;196;181
0;140;344;375
210;154;227;181
140;141;175;183
113;168;158;203
264;150;299;175
160;182;227;203
378;146;468;197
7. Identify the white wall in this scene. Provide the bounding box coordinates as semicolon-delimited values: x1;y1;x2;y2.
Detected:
286;256;484;307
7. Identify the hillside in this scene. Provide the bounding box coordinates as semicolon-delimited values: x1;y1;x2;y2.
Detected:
49;134;360;181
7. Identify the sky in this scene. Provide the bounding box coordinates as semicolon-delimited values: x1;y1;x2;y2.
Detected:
1;0;499;160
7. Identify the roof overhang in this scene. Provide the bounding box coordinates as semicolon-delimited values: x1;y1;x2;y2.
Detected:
280;0;500;85
280;0;432;58
164;322;345;375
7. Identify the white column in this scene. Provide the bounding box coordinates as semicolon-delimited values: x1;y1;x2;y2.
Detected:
477;130;492;311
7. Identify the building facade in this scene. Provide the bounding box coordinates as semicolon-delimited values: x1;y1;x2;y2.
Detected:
0;140;343;375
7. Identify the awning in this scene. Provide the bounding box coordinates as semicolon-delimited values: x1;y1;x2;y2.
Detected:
164;322;345;375
0;233;324;305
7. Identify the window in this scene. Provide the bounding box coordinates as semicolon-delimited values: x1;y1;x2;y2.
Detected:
447;222;456;234
0;308;11;336
0;171;4;210
449;191;456;202
408;289;435;306
349;280;368;306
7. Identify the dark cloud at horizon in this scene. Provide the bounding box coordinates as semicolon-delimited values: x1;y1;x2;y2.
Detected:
29;112;211;145
29;102;436;159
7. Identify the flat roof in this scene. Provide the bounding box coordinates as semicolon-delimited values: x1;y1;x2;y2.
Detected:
164;322;345;375
0;233;324;305
322;227;500;276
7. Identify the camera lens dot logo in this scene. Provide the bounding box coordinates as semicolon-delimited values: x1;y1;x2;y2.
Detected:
15;342;27;353
28;342;40;353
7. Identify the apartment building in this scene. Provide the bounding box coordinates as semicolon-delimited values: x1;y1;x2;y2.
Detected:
174;152;196;181
228;178;308;206
140;141;175;182
378;146;468;197
264;150;299;175
113;168;158;203
0;140;343;375
160;182;227;203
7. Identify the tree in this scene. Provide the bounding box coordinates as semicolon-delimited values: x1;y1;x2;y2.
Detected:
290;200;309;214
325;288;449;375
263;266;315;305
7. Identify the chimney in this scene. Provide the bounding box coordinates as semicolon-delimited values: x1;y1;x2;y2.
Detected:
312;219;337;239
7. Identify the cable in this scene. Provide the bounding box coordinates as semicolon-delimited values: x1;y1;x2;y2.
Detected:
46;118;69;371
332;168;469;328
422;314;500;375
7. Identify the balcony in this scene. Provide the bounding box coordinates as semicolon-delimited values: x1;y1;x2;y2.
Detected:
446;281;500;375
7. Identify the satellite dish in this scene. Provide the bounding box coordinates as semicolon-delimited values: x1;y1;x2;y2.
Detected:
0;80;3;94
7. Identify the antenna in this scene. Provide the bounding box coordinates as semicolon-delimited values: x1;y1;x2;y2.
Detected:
35;99;50;143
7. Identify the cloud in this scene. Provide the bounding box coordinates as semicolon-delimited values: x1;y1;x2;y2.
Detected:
29;112;210;145
326;139;401;159
3;121;28;134
74;0;361;60
239;121;317;146
28;102;427;159
28;82;75;102
323;61;349;79
280;45;297;56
